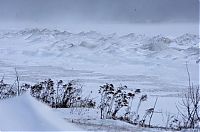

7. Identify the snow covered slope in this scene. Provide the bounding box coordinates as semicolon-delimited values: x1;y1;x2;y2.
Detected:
0;29;198;62
0;93;81;131
0;28;198;131
0;28;198;94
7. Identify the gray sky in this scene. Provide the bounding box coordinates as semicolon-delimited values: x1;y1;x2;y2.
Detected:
0;0;198;24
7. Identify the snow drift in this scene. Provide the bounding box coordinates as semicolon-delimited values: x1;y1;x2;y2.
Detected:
0;93;81;131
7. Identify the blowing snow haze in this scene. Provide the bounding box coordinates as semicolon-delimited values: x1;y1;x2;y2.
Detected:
0;0;198;24
0;0;199;131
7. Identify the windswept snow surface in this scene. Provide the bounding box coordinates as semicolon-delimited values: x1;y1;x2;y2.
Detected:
0;27;199;131
0;93;81;131
0;28;198;87
0;28;198;100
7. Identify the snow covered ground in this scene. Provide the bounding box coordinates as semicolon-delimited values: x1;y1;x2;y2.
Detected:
0;26;199;131
0;28;198;88
0;92;81;131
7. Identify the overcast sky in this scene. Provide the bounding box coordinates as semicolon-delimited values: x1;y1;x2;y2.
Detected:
0;0;198;24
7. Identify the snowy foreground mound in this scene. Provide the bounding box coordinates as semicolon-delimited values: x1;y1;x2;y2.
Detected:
0;93;81;131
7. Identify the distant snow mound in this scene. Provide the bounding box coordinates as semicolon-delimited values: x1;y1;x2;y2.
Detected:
25;29;57;42
0;28;198;61
76;31;102;39
141;35;172;51
120;33;147;42
174;33;199;46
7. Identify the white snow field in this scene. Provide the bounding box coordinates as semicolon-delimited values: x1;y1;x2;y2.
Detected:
0;25;199;131
0;93;81;131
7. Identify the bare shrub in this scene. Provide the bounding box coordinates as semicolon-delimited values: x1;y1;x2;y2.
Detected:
176;63;200;129
30;79;95;108
98;83;146;124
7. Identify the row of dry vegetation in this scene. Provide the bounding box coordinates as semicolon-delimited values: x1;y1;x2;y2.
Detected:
0;65;199;131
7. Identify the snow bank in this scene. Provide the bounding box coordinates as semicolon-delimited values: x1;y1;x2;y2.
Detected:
0;93;81;131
